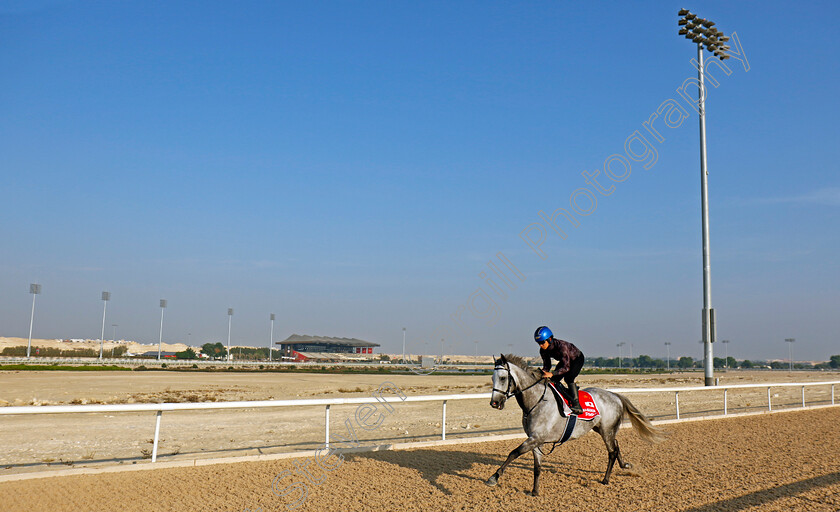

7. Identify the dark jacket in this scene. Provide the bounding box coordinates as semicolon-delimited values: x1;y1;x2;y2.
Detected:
540;338;583;375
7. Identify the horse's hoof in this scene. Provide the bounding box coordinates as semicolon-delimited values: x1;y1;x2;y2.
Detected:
485;475;498;487
600;479;610;485
525;490;539;497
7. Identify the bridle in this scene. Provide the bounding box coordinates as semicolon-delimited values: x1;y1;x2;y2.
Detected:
492;361;544;399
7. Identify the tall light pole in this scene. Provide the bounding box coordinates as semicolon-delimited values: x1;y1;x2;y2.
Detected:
721;339;730;369
227;308;234;361
26;283;41;359
402;327;406;364
112;324;118;341
269;313;275;362
157;299;167;361
678;9;732;386
474;340;479;359
99;291;110;360
785;338;795;371
665;342;672;371
617;342;625;369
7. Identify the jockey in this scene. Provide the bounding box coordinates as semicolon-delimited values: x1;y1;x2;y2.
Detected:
534;326;584;415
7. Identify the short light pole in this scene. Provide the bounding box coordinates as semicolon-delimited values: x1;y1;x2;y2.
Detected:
678;8;732;387
474;340;479;358
721;339;730;369
665;342;672;371
269;313;275;362
785;338;796;371
26;283;41;359
227;308;234;361
99;291;111;360
112;324;118;341
157;299;167;361
617;342;625;369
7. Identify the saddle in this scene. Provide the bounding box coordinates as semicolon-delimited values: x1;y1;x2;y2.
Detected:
546;382;600;421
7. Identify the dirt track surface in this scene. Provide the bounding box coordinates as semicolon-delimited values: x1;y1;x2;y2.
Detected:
3;407;839;512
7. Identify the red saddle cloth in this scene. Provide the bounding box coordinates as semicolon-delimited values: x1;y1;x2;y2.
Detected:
548;383;601;420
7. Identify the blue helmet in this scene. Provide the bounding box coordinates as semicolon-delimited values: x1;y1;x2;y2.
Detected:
534;326;553;343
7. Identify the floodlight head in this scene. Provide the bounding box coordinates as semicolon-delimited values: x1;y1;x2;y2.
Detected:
686;22;696;29
679;19;688;26
720;36;730;42
678;8;689;16
719;44;731;50
30;283;41;294
679;28;689;35
160;299;167;308
685;33;694;39
102;291;111;301
270;313;275;321
692;36;704;43
686;13;697;20
720;55;730;60
228;308;234;316
702;20;715;27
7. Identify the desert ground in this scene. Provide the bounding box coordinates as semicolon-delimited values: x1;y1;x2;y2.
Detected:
1;406;838;511
0;368;837;478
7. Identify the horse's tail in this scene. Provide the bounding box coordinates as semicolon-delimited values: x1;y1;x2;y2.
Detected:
617;393;666;444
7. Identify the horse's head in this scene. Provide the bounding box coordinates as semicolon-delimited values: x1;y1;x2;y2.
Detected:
490;354;518;410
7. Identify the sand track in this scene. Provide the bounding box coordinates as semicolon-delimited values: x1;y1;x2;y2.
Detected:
2;407;839;512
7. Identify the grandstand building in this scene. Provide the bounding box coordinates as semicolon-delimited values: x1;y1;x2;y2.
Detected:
276;334;380;355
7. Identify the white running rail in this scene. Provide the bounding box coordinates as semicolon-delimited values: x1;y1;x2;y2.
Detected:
0;380;837;462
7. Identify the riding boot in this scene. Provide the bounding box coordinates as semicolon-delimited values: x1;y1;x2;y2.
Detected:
568;382;583;415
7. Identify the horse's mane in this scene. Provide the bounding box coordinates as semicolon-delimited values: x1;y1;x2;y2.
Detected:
497;353;543;382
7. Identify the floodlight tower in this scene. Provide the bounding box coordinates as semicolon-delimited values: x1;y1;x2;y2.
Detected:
665;342;672;371
26;283;41;359
785;338;796;371
157;299;167;360
617;342;626;369
269;313;275;362
678;8;732;386
227;308;234;361
99;291;111;360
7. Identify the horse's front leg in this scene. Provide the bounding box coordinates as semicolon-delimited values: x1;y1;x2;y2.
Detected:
524;447;543;496
485;437;541;487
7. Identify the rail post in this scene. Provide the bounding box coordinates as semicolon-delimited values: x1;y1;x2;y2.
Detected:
442;400;447;440
801;386;805;408
151;410;162;463
833;384;835;405
325;405;330;448
767;387;772;412
675;391;680;420
724;388;728;415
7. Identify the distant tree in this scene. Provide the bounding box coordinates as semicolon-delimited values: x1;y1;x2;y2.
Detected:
713;357;725;369
677;356;694;369
830;355;840;369
740;359;753;368
201;342;227;360
176;348;197;360
637;355;654;368
726;356;737;368
769;361;787;369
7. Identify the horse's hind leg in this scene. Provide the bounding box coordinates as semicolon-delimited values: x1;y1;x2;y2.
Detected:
525;447;543;497
599;425;621;485
485;437;540;487
614;439;632;470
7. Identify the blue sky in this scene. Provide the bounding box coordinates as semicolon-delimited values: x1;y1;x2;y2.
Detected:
1;1;838;361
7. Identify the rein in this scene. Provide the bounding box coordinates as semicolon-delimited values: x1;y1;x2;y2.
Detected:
493;363;548;414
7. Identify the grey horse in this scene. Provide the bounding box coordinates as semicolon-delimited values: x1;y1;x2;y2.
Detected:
486;354;663;494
